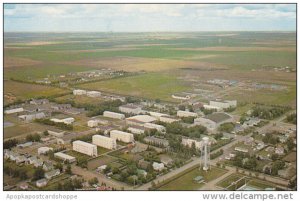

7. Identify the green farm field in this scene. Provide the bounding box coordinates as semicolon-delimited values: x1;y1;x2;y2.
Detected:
78;73;189;102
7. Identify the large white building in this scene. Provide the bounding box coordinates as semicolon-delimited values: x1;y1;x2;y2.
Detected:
203;105;222;111
144;123;166;133
209;100;237;109
54;152;76;163
110;130;134;143
182;138;203;149
73;140;98;157
47;129;65;138
87;91;101;98
177;110;198;118
171;94;191;100
119;104;143;115
126;115;157;126
87;119;100;128
103;111;125;120
73;89;87;95
92;135;117;150
159;115;180;124
149;111;168;120
127;125;146;135
50;117;75;125
4;107;24;114
194;112;232;132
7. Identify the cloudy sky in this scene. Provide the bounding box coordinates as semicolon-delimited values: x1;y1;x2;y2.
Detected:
4;4;296;32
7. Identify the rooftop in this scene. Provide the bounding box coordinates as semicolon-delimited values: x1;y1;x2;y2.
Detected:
205;112;231;123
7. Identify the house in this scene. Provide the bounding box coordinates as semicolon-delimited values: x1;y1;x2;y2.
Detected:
194;112;232;132
138;159;151;170
19;182;29;190
275;146;285;155
17;141;33;148
234;147;249;153
45;169;60;179
172;94;190;100
243;117;261;127
43;161;54;171
50;117;75;125
30;99;49;105
119;104;143;115
152;162;164;171
256;141;265;150
36;178;48;188
16;155;27;164
88;119;100;128
33;159;44;167
203;104;222;111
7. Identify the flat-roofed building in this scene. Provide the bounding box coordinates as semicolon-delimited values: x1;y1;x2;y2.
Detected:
92;135;117;150
119;104;143;115
47;128;65;138
194;112;232;132
87;91;101;98
18;112;45;122
103;111;125;120
73;89;87;95
88;119;100;128
149;111;168;120
73;140;98;157
50;117;75;125
110;130;134;143
182;138;203;149
144;136;169;147
203;104;222;111
177;110;198;118
5;107;24;114
38;147;53;155
209;99;237;109
128;125;147;135
159;115;180;124
144;123;166;133
126;115;156;126
54;152;76;163
171;94;190;100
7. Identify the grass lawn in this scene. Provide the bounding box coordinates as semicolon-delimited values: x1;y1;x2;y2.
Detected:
87;155;118;170
78;73;188;102
158;166;228;190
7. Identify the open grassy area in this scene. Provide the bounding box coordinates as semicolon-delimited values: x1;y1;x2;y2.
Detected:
4;80;69;105
78;73;188;102
158;166;228;190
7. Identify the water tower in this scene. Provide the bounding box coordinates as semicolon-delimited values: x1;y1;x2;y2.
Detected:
200;137;211;171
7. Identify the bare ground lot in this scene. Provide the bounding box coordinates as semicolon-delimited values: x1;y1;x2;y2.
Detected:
4;56;42;68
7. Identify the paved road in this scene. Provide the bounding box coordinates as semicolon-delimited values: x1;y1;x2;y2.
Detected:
136;112;294;190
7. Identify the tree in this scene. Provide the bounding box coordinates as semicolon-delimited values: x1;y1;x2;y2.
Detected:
286;137;295;151
88;177;98;186
65;164;72;174
54;163;63;172
33;167;45;181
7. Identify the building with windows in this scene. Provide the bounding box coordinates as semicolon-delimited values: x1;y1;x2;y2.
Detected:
110;130;134;143
92;135;117;150
73;140;98;157
103;111;125;120
119;104;143;114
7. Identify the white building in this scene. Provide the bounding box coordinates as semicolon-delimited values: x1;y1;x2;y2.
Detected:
203;105;222;111
38;147;53;155
47;129;65;137
4;107;24;114
36;178;48;188
182;138;203;149
18;112;45;122
119;104;143;114
126;115;157;126
73;140;98;157
92;135;117;150
171;94;190;100
127;125;146;135
209;99;237;109
110;130;134;143
54;152;76;163
103;111;125;120
159;115;180;124
152;162;165;171
50;117;75;125
194;112;232;132
45;169;60;180
177;110;198;118
88;119;100;128
73;89;87;95
144;123;166;133
149;111;168;120
87;91;101;98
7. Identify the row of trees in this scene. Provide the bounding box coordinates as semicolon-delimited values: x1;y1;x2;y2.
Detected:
26;133;41;142
4;161;28;180
286;113;296;125
164;122;207;138
4;138;18;149
35;118;73;130
251;105;290;120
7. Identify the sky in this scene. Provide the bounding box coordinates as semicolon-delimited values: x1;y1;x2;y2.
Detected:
4;4;297;32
